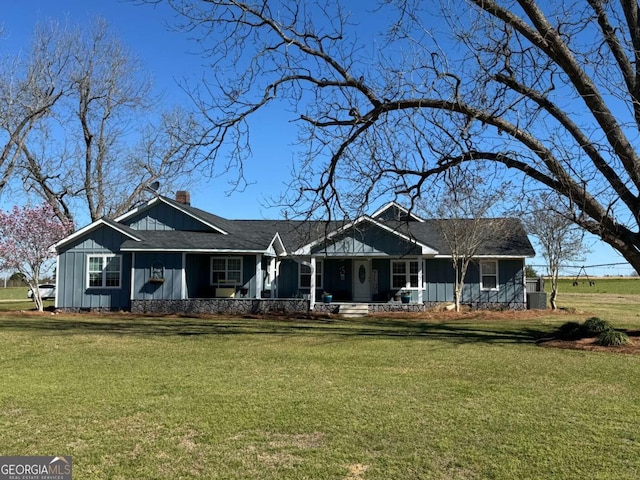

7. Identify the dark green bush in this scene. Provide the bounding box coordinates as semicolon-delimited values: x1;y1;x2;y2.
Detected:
582;317;611;336
555;321;584;340
596;329;630;346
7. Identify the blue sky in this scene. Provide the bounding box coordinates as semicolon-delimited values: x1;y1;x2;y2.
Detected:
0;0;635;276
0;0;299;220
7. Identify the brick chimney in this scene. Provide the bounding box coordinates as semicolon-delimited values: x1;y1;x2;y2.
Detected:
175;190;191;205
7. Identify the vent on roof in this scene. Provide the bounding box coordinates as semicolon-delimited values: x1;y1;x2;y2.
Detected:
176;190;191;205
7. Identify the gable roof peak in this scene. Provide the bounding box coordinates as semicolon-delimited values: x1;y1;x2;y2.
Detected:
371;201;425;222
55;217;143;251
115;195;231;234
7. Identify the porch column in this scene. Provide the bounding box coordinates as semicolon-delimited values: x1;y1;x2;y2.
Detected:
130;252;136;301
418;255;424;304
309;256;316;311
255;255;263;299
181;252;187;299
269;257;277;298
522;258;527;305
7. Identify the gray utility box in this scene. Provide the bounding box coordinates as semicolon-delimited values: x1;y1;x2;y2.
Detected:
527;292;548;310
526;276;545;292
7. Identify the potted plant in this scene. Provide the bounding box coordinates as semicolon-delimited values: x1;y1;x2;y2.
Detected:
400;291;411;303
322;292;333;303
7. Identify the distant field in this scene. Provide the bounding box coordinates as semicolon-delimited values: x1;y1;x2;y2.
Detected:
546;276;640;295
0;286;27;300
0;287;53;311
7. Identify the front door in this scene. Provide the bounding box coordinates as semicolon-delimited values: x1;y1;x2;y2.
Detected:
353;259;371;302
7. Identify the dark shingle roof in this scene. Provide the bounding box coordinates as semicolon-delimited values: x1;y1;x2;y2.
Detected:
118;197;535;257
407;219;535;256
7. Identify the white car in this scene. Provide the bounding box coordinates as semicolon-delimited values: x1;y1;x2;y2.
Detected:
27;284;56;300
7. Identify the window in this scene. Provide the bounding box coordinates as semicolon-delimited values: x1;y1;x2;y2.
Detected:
480;260;498;290
211;257;242;285
392;260;419;289
87;254;121;288
299;260;323;289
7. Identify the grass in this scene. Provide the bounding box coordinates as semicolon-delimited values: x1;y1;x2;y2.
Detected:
538;277;640;322
0;286;53;311
1;311;640;479
548;276;640;295
0;286;27;300
1;281;639;478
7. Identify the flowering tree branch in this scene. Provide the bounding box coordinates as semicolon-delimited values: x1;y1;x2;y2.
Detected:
0;205;73;311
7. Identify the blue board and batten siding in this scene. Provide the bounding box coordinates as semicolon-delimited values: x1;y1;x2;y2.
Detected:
122;202;212;231
424;258;525;305
56;225;132;310
313;224;422;257
132;252;183;300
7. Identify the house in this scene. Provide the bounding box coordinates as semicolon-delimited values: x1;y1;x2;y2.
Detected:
54;192;535;313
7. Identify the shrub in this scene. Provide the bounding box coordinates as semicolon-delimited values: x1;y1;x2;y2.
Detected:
596;329;630;347
555;321;584;340
582;317;611;336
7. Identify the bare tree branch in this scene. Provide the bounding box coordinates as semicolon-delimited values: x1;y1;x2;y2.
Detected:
2;18;202;225
143;0;640;273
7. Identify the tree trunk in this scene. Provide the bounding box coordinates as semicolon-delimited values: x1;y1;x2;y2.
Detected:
31;287;44;312
549;288;558;310
454;285;461;312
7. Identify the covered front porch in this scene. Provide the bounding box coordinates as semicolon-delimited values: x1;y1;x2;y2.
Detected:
291;215;437;309
299;256;429;310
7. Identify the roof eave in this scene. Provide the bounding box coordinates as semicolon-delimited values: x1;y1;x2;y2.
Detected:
433;254;534;259
55;218;142;251
121;247;268;254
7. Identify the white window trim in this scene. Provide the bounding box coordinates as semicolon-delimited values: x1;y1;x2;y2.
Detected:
480;260;499;291
87;254;122;289
298;260;323;289
210;256;243;285
391;259;420;290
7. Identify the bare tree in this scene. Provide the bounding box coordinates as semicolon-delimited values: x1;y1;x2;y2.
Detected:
524;195;587;310
142;0;640;273
419;167;511;311
3;18;200;225
0;21;70;198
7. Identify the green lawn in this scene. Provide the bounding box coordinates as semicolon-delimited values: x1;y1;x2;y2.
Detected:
0;287;26;300
0;287;53;311
1;312;639;479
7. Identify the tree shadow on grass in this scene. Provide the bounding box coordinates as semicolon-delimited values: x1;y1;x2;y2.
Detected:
0;312;552;346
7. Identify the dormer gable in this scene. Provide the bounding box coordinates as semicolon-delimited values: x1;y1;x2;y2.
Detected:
371;201;425;222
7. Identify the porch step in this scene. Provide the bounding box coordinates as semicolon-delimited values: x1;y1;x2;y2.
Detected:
336;303;369;318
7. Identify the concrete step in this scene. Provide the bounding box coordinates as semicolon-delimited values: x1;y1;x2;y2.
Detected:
335;303;369;318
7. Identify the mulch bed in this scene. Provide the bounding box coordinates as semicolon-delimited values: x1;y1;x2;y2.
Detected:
539;330;640;355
